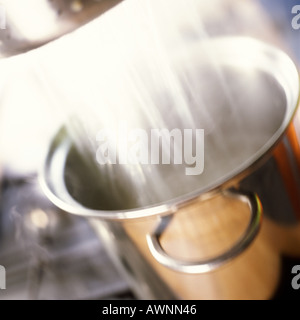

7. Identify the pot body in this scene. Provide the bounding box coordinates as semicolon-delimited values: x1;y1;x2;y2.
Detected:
242;120;300;257
40;37;300;299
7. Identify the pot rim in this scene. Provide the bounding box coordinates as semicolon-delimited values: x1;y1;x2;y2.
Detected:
39;36;300;220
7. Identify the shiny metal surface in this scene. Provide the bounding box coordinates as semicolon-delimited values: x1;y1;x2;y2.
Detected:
89;219;178;299
146;189;262;274
39;37;300;275
40;37;300;220
0;0;122;58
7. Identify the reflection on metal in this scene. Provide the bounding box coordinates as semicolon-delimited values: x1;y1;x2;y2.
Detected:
146;190;262;274
90;219;177;299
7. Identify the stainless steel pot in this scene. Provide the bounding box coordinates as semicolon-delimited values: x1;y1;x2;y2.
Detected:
39;37;299;281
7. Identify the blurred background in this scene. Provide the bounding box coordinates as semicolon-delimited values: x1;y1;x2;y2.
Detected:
0;0;299;300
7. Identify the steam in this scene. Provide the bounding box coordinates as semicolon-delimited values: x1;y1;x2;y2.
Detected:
25;0;287;209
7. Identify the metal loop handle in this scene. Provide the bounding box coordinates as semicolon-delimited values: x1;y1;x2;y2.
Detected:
146;189;263;274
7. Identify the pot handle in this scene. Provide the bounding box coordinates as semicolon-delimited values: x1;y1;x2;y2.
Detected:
146;189;262;274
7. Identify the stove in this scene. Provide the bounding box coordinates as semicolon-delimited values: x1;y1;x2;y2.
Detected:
0;174;135;300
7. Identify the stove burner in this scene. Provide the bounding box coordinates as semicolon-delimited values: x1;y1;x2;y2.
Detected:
0;175;135;300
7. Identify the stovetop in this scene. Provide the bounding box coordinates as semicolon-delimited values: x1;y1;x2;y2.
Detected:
0;174;135;300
